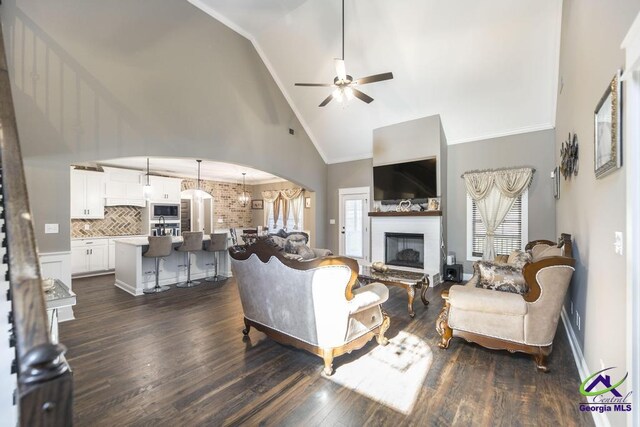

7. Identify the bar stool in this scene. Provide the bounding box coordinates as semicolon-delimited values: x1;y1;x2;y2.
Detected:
205;233;228;282
176;231;203;288
143;235;173;294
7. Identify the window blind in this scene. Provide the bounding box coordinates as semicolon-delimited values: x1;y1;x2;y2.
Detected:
472;195;523;257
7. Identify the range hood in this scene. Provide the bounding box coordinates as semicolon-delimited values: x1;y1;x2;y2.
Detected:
102;167;146;207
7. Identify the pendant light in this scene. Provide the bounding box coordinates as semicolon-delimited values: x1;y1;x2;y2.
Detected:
238;172;250;207
195;159;204;202
143;158;153;200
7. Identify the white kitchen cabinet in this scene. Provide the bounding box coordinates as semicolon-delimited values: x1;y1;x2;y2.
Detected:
108;240;116;270
71;239;109;275
103;167;146;207
70;169;105;219
149;176;182;203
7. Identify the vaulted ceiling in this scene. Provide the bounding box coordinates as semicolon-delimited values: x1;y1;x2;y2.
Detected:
189;0;562;163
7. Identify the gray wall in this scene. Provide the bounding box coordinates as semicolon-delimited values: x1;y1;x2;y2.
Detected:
555;3;638;425
326;159;373;255
447;130;556;273
1;0;327;252
373;114;445;195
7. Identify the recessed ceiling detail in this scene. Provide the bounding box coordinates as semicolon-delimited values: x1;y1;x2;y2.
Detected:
190;0;562;163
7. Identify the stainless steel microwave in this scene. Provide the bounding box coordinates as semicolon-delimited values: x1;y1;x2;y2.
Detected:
151;203;180;220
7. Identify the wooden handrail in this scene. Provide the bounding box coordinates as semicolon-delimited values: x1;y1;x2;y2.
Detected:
0;24;73;426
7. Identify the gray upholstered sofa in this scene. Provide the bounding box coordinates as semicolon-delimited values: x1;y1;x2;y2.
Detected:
229;239;389;375
267;231;333;260
437;234;575;371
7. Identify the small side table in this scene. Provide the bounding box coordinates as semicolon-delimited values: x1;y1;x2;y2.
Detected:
444;264;463;282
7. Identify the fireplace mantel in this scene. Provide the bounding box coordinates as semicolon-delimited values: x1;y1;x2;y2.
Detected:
368;211;442;217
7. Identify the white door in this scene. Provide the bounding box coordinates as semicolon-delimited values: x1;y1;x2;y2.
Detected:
338;187;369;263
71;247;88;275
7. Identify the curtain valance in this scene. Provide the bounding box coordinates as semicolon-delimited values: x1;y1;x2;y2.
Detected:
462;167;534;201
462;167;534;260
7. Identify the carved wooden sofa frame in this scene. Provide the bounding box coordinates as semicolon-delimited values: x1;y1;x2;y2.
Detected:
436;234;575;372
229;239;390;375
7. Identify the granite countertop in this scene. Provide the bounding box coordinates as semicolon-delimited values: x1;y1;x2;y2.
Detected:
44;279;77;310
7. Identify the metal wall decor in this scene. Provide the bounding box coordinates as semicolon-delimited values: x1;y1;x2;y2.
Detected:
560;132;579;179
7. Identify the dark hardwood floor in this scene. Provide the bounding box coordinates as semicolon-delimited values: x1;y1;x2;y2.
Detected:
60;274;594;426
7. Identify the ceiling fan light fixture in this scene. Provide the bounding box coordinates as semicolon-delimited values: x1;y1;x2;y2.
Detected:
344;87;354;100
333;88;344;102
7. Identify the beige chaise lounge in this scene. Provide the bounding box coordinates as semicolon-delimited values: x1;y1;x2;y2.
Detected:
437;234;575;371
229;239;390;375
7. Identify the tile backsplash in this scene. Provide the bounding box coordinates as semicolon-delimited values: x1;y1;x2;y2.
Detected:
72;206;143;237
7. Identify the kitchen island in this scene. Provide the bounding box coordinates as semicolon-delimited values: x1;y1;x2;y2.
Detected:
113;232;232;296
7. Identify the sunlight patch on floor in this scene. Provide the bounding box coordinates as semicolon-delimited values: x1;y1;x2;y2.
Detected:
325;331;433;414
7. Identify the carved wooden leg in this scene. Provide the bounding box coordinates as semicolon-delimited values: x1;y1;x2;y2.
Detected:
407;286;416;318
420;277;430;306
242;318;251;336
436;300;453;349
376;311;390;346
323;349;334;376
533;352;549;373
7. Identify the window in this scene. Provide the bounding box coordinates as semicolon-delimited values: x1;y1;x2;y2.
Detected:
467;190;528;260
266;197;304;231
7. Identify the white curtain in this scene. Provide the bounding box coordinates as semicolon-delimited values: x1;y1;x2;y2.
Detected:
463;168;533;260
262;190;280;229
290;195;304;230
279;188;304;230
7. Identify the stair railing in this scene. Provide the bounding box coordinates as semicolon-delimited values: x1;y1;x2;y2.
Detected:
0;22;73;427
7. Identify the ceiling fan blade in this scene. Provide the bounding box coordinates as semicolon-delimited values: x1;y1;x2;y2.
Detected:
319;93;334;107
354;72;394;85
351;88;374;104
295;83;334;87
335;58;347;81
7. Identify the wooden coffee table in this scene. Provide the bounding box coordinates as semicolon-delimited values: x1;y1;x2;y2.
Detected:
358;265;430;318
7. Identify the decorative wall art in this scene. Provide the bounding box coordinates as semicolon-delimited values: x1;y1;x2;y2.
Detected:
251;199;263;210
594;70;622;178
560;133;579;179
305;197;311;209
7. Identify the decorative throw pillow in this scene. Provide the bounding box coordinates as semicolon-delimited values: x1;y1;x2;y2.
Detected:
296;245;316;260
269;235;287;249
475;261;529;295
507;250;532;269
284;235;307;254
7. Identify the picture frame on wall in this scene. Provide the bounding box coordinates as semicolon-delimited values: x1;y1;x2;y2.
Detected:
594;69;622;178
251;199;263;210
305;197;311;209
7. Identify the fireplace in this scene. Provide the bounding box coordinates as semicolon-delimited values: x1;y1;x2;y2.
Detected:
385;232;424;269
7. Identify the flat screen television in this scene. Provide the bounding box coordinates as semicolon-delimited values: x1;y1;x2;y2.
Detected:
373;158;437;201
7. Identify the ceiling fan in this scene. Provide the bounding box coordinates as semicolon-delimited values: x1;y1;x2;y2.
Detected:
294;0;393;107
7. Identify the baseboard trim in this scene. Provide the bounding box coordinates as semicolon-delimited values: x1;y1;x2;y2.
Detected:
560;308;610;427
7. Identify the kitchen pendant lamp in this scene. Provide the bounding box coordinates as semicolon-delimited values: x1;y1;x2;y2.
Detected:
143;158;153;200
238;173;250;207
195;159;205;201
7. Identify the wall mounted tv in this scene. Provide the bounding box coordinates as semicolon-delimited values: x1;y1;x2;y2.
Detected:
373;158;437;201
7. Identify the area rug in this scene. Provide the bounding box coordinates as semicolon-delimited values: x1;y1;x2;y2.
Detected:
325;330;433;414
